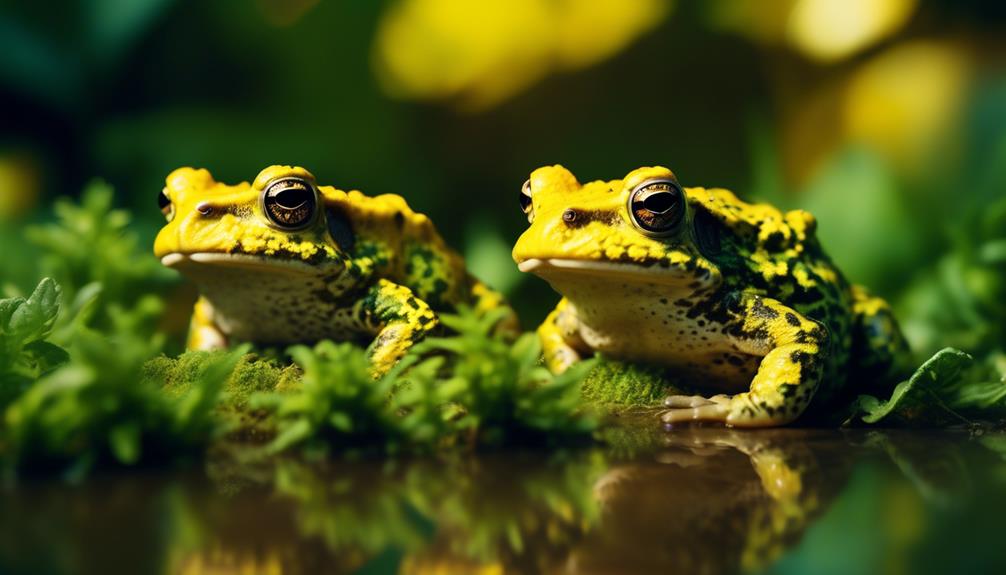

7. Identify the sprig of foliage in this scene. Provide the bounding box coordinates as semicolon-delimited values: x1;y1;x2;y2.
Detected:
407;308;598;448
254;307;598;455
2;287;243;478
251;341;414;456
0;278;68;409
897;194;1006;359
846;347;1006;427
24;181;176;334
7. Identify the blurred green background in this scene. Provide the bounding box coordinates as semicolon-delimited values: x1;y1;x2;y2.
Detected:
1;0;1005;354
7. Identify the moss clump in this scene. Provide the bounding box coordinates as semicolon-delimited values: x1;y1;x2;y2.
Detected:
581;356;686;407
145;351;300;409
143;351;302;442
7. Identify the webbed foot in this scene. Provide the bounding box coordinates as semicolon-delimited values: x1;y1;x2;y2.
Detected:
661;394;732;425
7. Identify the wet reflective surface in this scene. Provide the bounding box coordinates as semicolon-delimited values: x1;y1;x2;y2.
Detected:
4;414;1006;575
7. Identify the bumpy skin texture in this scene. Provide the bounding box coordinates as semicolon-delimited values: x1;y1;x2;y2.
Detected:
513;165;907;427
155;165;517;375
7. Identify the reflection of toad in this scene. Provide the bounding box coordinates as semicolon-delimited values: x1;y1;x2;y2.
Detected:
573;428;856;574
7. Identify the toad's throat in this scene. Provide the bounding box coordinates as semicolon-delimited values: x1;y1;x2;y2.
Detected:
160;252;354;344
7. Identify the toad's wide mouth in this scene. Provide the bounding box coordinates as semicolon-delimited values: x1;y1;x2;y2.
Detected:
516;258;700;284
161;252;334;275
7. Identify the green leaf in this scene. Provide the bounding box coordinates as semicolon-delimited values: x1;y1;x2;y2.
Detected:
22;340;70;374
847;348;974;426
0;296;26;329
268;419;313;454
7;278;61;346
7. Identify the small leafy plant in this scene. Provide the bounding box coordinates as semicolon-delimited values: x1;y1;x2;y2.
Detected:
251;341;416;456
847;347;1006;427
1;278;243;478
24;181;176;335
0;279;68;410
253;307;598;455
404;308;598;448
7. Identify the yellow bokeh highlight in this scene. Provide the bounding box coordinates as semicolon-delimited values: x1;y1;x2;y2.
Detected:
710;0;917;63
0;153;40;220
787;0;917;62
843;40;972;172
373;0;672;111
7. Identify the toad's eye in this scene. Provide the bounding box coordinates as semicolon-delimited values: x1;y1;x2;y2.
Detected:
262;177;317;230
629;179;684;236
158;189;175;222
519;179;534;223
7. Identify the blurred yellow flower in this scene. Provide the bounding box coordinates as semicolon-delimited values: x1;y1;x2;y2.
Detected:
775;39;972;185
372;0;673;111
710;0;917;63
843;40;972;174
787;0;917;62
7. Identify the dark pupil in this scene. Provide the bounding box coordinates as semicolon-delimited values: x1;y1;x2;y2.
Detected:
158;191;171;210
519;193;532;212
265;180;315;227
643;191;676;213
632;183;682;233
272;186;311;209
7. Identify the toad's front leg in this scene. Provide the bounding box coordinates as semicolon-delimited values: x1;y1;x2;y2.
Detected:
538;298;591;373
662;295;829;427
356;279;439;376
186;296;228;350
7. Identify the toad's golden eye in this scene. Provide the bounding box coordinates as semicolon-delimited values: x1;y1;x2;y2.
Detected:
262;177;317;230
519;179;534;223
629;179;684;236
158;189;175;222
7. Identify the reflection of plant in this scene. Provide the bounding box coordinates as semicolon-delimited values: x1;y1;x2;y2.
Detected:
401;452;604;566
272;460;430;556
267;452;603;569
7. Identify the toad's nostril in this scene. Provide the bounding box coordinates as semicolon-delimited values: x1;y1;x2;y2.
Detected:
196;202;214;216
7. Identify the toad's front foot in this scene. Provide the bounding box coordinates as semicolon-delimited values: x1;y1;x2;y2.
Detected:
662;390;803;428
661;394;732;425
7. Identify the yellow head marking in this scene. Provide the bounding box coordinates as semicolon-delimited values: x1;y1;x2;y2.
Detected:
513;164;719;288
154;165;340;264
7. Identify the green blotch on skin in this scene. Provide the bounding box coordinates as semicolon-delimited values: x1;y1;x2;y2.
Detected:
580;356;686;407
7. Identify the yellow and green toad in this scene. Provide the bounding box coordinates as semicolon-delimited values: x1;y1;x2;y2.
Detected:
155;165;517;375
513;165;908;427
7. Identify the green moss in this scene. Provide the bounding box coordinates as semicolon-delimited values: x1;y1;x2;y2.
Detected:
581;356;686;408
144;351;300;409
